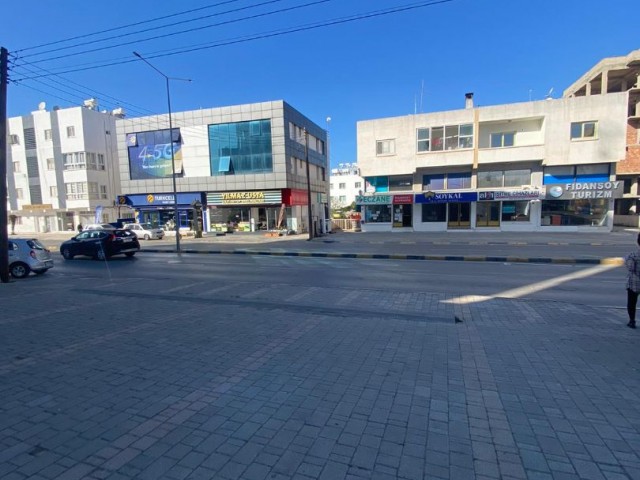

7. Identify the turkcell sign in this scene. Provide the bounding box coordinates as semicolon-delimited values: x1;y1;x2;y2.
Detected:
545;182;623;200
356;195;392;205
415;192;478;204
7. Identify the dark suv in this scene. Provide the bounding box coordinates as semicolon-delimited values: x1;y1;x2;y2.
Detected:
60;229;140;260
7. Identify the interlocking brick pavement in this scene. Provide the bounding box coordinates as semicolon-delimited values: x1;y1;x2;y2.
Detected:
2;272;639;479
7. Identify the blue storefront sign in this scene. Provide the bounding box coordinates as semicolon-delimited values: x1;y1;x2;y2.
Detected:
415;192;478;204
118;192;204;207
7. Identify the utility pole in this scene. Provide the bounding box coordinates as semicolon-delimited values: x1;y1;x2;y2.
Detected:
304;128;313;241
0;47;9;283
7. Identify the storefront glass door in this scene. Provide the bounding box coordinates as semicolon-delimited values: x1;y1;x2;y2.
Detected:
447;202;471;229
393;204;413;228
476;202;500;227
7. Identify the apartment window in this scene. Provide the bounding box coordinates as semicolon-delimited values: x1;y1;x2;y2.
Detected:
97;153;105;170
339;183;346;189
490;132;515;148
46;158;55;170
330;183;335;190
321;167;325;181
12;161;20;173
65;182;87;199
100;185;107;199
417;124;473;152
44;129;53;140
447;172;472;189
66;126;76;138
423;174;445;190
376;139;395;155
50;186;58;197
339;196;347;202
417;128;430;152
63;152;86;170
24;128;37;149
355;182;362;189
570;121;597;140
15;188;23;199
9;134;19;145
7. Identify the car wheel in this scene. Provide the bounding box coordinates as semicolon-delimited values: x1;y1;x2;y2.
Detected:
125;252;136;257
61;248;74;260
33;269;48;275
10;262;30;279
143;234;150;240
95;249;108;261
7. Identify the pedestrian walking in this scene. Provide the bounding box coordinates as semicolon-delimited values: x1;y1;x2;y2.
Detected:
77;223;83;233
625;232;640;329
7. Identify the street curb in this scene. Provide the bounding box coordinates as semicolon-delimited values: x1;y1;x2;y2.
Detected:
141;248;625;265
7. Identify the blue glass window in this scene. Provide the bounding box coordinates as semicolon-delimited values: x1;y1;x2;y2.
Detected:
423;174;445;190
447;172;471;189
209;120;273;176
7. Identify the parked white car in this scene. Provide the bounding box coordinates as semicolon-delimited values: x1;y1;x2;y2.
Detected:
83;223;116;231
122;223;164;240
8;238;54;278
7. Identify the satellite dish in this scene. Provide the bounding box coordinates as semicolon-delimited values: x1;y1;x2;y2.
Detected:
545;87;554;99
38;102;46;110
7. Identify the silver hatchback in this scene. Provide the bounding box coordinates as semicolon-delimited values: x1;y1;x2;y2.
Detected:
122;223;164;240
8;238;54;278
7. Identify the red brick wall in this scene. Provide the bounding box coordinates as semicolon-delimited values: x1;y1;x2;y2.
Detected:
616;123;640;174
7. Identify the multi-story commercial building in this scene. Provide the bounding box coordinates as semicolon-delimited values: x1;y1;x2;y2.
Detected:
115;101;329;235
562;49;640;226
7;100;120;233
356;87;628;232
329;163;363;209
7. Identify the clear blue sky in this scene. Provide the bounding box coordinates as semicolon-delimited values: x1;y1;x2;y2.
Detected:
2;0;638;168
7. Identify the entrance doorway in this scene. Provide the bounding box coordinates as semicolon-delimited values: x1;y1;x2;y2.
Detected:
476;202;500;227
393;204;413;228
447;202;471;229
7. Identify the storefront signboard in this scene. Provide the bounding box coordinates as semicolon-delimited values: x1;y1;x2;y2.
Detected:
544;182;623;200
415;192;478;204
22;204;53;210
478;189;545;201
118;193;202;207
356;195;392;205
207;190;282;205
393;194;414;204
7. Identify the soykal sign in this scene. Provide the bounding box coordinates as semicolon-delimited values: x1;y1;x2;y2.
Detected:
545;182;623;200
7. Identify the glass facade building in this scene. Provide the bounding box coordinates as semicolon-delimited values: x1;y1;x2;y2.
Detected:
209;120;273;176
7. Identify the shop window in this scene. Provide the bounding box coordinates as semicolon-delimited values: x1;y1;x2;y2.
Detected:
422;203;446;222
541;199;608;226
367;176;389;192
364;205;392;223
624;178;632;194
570;121;597;140
389;175;412;191
576;164;609;182
501;201;530;222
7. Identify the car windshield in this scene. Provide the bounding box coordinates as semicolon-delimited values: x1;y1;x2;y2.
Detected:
140;224;154;230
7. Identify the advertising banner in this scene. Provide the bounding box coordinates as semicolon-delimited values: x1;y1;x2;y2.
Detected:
127;130;183;180
393;194;414;204
478;189;545;201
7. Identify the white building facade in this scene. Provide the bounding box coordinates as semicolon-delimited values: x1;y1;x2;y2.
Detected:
329;163;363;209
115;101;329;236
356;93;628;232
7;101;120;233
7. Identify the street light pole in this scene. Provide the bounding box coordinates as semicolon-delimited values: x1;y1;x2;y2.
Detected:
304;128;313;241
133;51;190;253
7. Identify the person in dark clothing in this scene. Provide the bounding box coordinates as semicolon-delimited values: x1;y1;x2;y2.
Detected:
77;223;83;233
625;233;640;329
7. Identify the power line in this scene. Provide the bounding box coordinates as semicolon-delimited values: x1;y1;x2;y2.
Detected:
16;0;288;61
12;0;454;81
17;0;329;65
11;0;244;54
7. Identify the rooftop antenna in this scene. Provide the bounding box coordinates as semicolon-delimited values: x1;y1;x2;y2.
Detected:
414;93;417;115
529;89;533;101
419;79;424;113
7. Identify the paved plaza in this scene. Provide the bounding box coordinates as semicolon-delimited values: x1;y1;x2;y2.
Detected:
2;245;640;480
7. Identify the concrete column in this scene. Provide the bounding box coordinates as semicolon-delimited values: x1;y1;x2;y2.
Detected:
586;82;592;96
601;71;609;94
